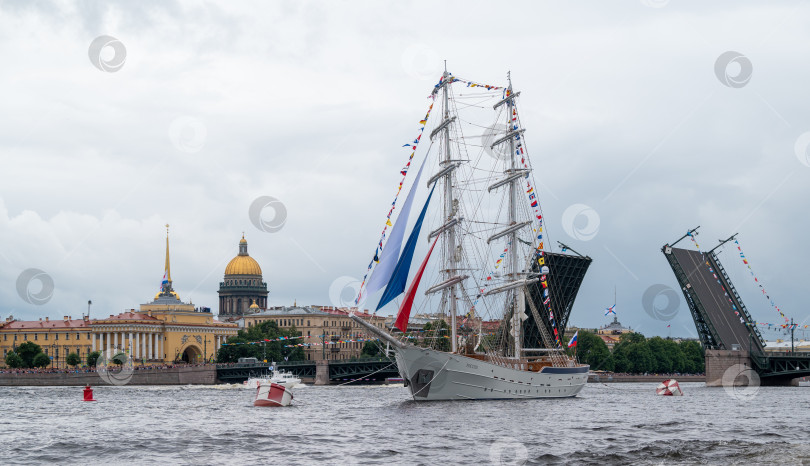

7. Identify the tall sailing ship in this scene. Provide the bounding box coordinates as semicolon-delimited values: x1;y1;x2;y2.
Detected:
351;69;591;401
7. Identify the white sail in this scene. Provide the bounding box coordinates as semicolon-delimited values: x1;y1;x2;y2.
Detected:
365;154;428;293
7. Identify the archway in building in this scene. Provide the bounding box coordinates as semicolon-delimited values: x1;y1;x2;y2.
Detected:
180;345;203;364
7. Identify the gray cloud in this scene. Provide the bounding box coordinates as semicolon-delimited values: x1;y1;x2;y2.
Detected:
1;1;808;340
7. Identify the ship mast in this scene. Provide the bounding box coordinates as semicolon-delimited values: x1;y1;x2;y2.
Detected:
441;67;458;353
505;73;521;358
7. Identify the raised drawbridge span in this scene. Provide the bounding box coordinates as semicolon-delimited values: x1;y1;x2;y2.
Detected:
663;228;810;385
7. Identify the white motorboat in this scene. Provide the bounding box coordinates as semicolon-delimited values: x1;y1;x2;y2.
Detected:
243;369;302;389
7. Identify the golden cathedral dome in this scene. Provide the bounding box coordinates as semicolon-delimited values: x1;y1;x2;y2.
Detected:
224;235;263;276
225;256;262;275
249;300;260;310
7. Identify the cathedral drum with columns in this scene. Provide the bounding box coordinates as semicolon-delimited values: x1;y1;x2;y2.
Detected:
218;235;268;321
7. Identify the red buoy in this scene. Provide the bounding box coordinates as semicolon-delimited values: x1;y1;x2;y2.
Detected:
83;385;96;402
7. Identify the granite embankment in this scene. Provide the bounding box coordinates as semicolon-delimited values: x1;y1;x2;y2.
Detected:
588;374;705;383
0;365;217;386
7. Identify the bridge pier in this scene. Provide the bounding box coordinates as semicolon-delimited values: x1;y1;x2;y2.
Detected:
705;349;752;387
315;360;330;385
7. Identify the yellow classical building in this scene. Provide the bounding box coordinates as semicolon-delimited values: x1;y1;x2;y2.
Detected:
0;227;237;368
239;305;387;361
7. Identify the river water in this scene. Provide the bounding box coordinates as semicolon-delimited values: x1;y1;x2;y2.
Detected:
1;382;808;465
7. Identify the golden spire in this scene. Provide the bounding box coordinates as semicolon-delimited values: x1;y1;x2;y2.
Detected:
165;224;172;282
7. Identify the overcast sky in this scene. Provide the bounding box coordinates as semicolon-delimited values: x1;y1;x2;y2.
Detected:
1;0;809;340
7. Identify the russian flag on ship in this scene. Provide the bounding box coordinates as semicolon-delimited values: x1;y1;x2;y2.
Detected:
567;330;578;348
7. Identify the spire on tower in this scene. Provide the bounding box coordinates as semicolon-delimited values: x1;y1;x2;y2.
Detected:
164;224;172;283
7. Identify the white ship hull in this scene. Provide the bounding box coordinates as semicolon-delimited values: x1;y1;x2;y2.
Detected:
393;344;588;401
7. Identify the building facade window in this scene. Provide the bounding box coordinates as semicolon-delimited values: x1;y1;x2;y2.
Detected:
34;334;38;341
45;334;48;341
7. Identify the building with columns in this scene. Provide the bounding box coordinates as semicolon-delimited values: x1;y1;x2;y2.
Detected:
0;226;237;368
218;235;268;321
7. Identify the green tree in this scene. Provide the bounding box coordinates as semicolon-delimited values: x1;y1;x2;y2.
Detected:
361;340;382;357
66;352;81;368
647;336;674;373
111;352;126;365
16;341;43;367
32;353;51;368
568;331;612;371
217;320;306;363
625;341;654;373
86;351;101;367
5;351;23;368
679;340;704;373
611;332;653;373
421;320;451;352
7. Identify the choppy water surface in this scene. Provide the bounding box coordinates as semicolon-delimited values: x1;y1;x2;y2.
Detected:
1;382;809;465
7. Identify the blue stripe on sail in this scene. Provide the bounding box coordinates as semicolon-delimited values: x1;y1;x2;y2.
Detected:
365;155;428;294
376;184;436;310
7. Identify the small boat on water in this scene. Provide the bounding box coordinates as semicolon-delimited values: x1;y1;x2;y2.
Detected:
254;382;294;407
271;369;302;387
243;369;302;389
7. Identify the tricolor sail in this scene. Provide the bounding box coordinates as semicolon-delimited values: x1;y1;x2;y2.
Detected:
376;184;436;310
365;154;429;294
394;235;440;332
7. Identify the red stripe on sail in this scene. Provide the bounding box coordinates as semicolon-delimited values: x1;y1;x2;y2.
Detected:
394;235;440;332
